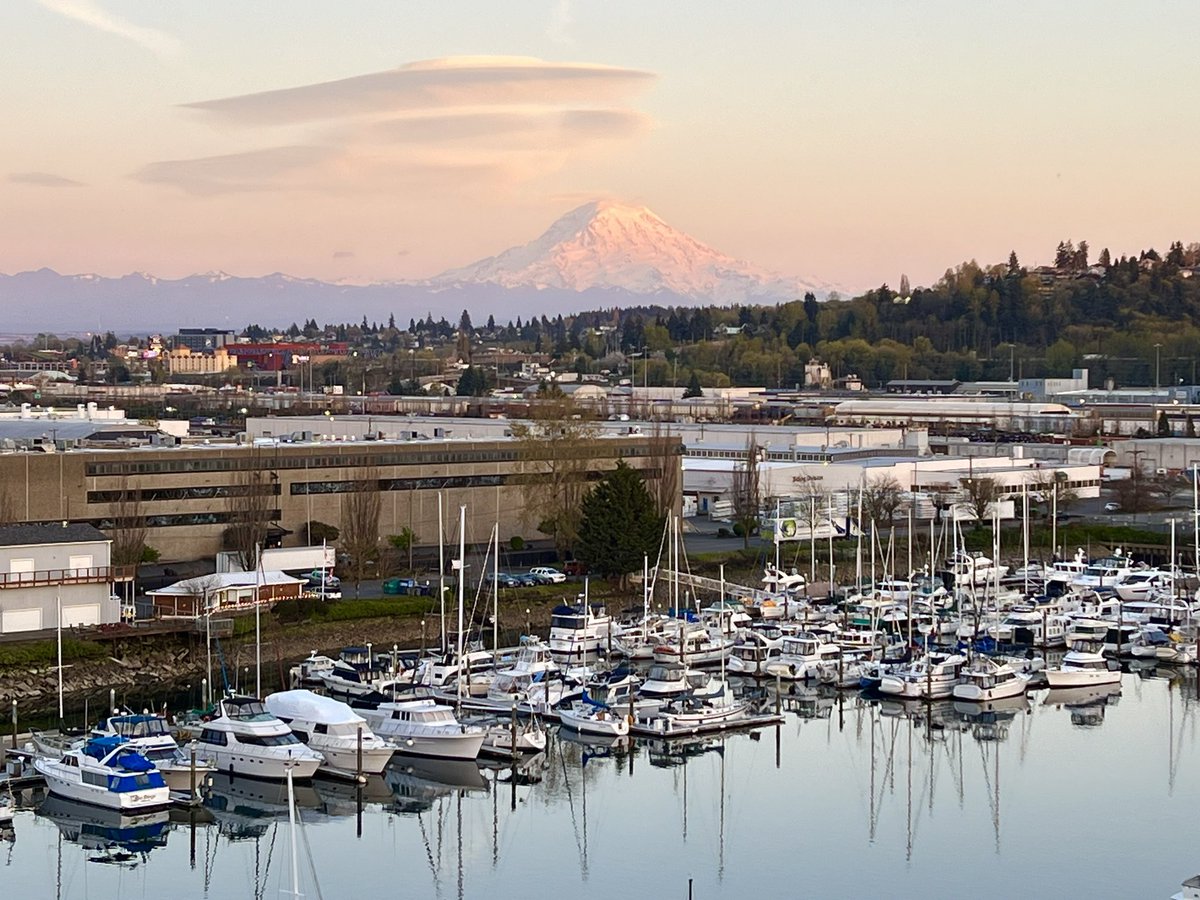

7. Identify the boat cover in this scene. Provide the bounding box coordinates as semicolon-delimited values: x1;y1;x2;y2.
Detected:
265;689;367;726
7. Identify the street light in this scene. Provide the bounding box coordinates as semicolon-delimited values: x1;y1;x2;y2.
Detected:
1155;343;1163;390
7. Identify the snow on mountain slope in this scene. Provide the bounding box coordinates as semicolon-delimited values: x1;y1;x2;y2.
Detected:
432;200;832;301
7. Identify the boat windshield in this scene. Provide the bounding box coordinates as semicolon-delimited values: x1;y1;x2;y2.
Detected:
226;701;272;720
111;716;169;738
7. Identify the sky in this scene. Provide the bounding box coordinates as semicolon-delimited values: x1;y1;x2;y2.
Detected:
3;1;1199;293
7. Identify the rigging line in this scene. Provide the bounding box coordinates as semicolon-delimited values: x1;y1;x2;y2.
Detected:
416;811;443;895
557;741;585;868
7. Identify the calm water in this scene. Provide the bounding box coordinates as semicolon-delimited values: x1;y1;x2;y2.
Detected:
4;671;1200;899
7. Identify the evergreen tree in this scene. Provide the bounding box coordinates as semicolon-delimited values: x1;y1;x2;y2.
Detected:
576;462;665;585
1158;410;1172;437
682;371;704;398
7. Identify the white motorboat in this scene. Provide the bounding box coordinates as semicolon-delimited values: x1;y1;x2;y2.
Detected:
476;717;548;757
1044;644;1121;687
878;652;967;700
652;623;734;666
265;690;395;776
638;663;722;701
764;632;842;681
361;698;485;760
952;658;1031;702
727;630;782;676
558;699;631;738
1071;554;1135;592
1128;627;1198;665
632;691;749;737
91;712;216;794
289;652;339;688
412;645;498;695
194;696;324;781
944;552;1008;588
1113;570;1169;602
762;565;806;595
989;607;1068;647
34;736;170;812
549;602;616;659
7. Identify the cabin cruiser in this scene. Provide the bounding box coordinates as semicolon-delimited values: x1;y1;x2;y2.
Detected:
1129;626;1198;665
1071;554;1136;592
549;602;615;659
878;652;967;700
988;606;1069;647
265;690;395;776
412;645;498;696
1045;642;1121;687
90;712;216;794
943;552;1008;588
632;681;749;737
765;632;842;681
34;736;170;811
360;699;485;760
558;694;631;738
1113;570;1170;602
652;622;734;666
638;662;723;701
952;658;1031;702
727;630;783;676
611;614;673;660
194;696;324;781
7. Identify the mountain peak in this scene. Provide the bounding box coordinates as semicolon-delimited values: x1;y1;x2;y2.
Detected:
433;199;830;301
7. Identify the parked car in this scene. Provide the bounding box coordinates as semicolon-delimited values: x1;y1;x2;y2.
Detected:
529;566;567;584
494;573;522;588
514;573;542;587
563;560;589;577
303;569;340;588
382;577;432;596
1104;502;1121;512
308;585;342;601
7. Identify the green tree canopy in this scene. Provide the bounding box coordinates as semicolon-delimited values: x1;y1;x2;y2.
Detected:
577;462;665;584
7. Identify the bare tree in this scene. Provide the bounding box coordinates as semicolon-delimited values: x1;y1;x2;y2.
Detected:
341;466;382;598
730;438;762;549
862;473;905;528
1025;468;1078;520
511;398;599;557
223;464;274;572
109;477;148;567
647;422;682;517
961;476;999;526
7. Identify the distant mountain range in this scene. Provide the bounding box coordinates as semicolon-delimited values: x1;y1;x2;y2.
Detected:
0;202;834;334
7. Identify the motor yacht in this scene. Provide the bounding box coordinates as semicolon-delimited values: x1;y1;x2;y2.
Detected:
952;657;1031;702
1044;642;1121;687
265;690;395;775
90;712;216;794
194;696;324;781
34;736;170;812
360;698;485;760
764;632;842;681
549;602;615;659
878;652;967;700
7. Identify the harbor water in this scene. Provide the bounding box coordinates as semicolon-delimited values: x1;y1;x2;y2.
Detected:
3;670;1198;898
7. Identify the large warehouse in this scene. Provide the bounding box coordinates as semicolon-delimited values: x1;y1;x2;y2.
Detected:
0;432;680;562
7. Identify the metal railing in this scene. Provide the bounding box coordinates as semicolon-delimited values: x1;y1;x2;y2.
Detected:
0;565;135;590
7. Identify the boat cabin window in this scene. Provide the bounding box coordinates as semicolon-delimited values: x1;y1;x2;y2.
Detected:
199;728;227;746
227;701;271;720
83;770;109;787
314;723;328;734
113;717;169;738
239;733;300;747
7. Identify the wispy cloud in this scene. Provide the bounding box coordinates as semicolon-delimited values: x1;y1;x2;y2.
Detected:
8;171;85;187
36;0;181;59
182;56;655;126
140;56;657;197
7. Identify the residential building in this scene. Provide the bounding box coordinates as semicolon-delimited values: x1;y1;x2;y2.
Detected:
0;523;129;634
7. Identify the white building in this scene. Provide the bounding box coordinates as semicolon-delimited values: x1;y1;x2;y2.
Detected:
0;523;126;634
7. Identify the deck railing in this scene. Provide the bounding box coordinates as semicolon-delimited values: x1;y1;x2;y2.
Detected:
0;565;135;590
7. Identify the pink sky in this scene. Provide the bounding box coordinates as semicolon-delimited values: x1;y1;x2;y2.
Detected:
4;2;1199;294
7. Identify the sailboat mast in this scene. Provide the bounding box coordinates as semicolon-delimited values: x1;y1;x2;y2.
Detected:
456;505;466;705
56;593;63;722
438;492;446;652
255;543;262;698
286;765;301;899
492;523;499;665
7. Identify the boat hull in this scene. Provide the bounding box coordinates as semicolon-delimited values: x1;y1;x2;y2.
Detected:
1044;668;1121;688
316;744;396;775
384;731;486;761
205;747;322;781
34;761;171;812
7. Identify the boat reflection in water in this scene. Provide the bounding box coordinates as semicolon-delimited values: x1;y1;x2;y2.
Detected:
203;772;322;839
311;774;394;816
1043;682;1122;727
384;758;488;815
36;794;170;866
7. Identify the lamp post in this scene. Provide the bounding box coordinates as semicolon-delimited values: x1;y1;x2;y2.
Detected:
1155;343;1163;390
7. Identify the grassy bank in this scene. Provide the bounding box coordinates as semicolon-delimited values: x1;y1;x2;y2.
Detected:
0;638;106;670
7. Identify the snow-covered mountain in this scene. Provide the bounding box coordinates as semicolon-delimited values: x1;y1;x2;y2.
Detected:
433;200;831;302
0;200;836;332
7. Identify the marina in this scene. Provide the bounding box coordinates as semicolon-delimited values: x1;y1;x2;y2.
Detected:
2;669;1199;898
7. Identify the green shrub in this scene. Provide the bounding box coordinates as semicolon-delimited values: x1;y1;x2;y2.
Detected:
0;638;105;670
509;536;525;551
